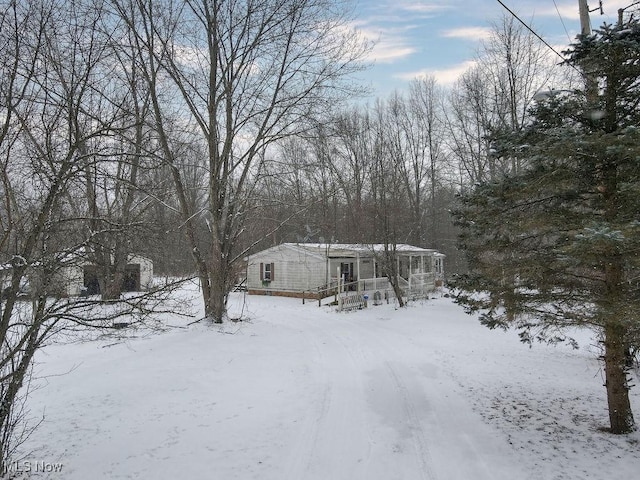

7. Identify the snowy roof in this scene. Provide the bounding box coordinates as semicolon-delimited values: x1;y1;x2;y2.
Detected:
247;243;444;261
0;249;153;271
280;243;441;258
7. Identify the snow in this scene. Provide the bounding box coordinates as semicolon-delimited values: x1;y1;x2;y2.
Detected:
15;285;640;479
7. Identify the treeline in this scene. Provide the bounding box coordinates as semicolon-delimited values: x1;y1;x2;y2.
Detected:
247;15;571;275
0;0;572;319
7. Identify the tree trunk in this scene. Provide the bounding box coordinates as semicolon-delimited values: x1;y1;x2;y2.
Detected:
198;246;229;324
205;271;227;323
390;277;406;308
102;269;125;300
603;322;635;433
382;250;405;308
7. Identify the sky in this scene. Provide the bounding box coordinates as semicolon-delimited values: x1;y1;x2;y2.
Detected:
353;0;631;97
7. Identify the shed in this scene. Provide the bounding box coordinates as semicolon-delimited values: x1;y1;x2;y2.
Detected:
1;252;153;298
57;252;154;297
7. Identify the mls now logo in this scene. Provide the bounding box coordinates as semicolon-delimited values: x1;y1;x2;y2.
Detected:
4;461;64;474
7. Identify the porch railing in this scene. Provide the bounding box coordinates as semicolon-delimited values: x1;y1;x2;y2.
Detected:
310;273;438;309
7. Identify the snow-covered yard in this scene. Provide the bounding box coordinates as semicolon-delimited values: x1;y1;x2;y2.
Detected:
14;284;640;479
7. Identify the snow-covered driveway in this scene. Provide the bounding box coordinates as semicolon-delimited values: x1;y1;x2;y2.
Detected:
274;305;522;480
21;291;640;479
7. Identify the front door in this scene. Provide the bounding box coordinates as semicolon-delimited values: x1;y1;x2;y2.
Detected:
340;262;354;287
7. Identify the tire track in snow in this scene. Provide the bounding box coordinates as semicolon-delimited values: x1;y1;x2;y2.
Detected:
280;323;332;479
278;312;441;480
319;318;439;480
357;316;523;480
382;360;438;480
280;318;373;480
342;320;439;480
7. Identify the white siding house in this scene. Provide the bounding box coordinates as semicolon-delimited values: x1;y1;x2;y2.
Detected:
246;243;328;297
246;243;445;299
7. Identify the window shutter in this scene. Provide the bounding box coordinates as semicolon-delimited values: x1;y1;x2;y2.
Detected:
270;263;275;281
260;262;264;281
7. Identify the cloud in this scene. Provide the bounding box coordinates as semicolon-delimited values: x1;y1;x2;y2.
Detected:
358;0;450;25
353;1;456;63
366;32;418;63
441;26;492;40
353;22;418;63
395;60;477;86
370;42;418;63
395;0;453;15
534;2;580;21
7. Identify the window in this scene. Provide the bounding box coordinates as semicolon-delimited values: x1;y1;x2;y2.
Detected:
264;263;271;280
260;262;275;282
434;258;443;275
411;256;420;272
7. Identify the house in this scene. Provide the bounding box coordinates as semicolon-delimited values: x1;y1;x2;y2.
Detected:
246;243;444;300
1;252;154;298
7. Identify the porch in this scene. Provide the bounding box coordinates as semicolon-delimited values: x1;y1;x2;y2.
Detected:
326;250;441;288
308;269;441;310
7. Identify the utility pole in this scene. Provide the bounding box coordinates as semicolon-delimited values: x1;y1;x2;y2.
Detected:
578;0;598;104
578;0;591;35
618;2;640;26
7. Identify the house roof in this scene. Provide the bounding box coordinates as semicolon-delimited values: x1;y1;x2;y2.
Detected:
251;243;442;259
47;249;153;271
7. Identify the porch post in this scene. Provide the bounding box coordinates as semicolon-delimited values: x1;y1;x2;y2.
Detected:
326;253;330;287
356;252;361;293
373;257;377;290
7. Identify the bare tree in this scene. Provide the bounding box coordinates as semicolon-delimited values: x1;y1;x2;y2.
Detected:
446;67;496;185
446;14;562;185
64;1;159;300
482;15;554;133
306;124;344;242
368;100;409;306
114;0;369;322
384;77;447;248
0;0;180;467
325;109;373;242
0;0;52;468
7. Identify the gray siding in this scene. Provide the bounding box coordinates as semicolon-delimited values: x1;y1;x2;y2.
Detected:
247;243;445;293
247;245;326;292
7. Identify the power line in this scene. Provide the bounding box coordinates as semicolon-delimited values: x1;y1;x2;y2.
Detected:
552;0;572;42
495;0;572;67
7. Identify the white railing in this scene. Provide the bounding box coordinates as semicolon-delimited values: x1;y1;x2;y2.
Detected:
407;272;436;300
357;277;390;293
333;273;437;310
338;293;366;311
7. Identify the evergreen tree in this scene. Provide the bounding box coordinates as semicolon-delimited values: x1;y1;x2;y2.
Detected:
453;21;640;434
